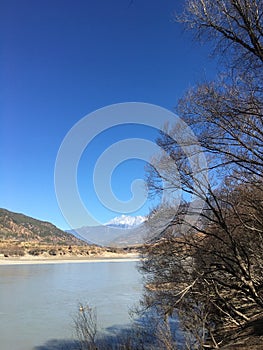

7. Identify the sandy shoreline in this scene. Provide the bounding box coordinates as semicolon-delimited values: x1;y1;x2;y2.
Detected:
0;254;141;265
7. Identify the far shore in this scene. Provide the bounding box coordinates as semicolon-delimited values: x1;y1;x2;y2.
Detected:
0;253;141;266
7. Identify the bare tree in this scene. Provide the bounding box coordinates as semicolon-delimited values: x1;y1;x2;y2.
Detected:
74;303;98;350
175;0;263;180
140;0;263;348
141;180;263;347
177;0;263;68
176;76;263;179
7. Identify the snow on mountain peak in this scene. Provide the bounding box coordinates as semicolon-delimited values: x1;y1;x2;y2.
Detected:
105;215;146;227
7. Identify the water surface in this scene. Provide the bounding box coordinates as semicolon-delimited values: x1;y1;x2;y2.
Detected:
0;260;142;350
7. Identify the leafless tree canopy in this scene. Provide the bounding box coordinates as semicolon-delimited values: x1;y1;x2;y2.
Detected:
141;0;263;348
178;0;263;68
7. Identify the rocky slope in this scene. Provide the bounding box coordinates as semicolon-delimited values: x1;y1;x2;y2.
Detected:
0;208;139;258
0;208;85;245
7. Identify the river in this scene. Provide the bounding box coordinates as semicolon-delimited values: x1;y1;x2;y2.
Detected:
0;260;142;350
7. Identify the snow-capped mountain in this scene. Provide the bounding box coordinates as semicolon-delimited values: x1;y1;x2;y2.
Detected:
106;215;146;228
67;215;148;247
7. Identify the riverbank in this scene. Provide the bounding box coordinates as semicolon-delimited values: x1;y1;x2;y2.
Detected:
0;252;140;265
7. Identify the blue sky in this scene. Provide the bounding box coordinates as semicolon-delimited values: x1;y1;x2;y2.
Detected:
1;0;218;229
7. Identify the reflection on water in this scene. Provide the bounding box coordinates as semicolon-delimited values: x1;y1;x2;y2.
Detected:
0;261;142;350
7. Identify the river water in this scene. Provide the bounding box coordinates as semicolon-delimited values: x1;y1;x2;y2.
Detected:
0;260;142;350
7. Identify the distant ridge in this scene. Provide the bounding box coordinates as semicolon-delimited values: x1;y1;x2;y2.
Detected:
67;215;149;247
0;208;86;245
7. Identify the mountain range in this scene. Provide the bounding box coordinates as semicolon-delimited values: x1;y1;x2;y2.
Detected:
0;208;161;249
0;208;140;257
0;208;85;245
67;215;149;247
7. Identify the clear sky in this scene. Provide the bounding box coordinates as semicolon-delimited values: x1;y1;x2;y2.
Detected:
0;0;218;229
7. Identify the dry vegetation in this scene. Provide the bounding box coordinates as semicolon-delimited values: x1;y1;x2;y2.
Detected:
0;240;131;258
0;208;138;259
139;0;263;349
